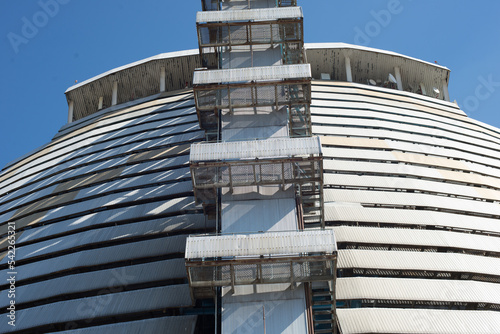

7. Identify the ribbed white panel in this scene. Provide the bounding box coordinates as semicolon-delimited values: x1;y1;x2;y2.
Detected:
325;203;500;234
10;209;194;263
0;259;186;308
313;114;500;151
314;126;500;169
324;189;500;217
14;235;187;282
186;230;336;258
338;249;500;277
193;64;311;84
0;103;197;188
0;128;202;193
332;226;500;254
197;7;303;23
54;316;198;334
1;285;192;333
322;156;500;189
337;308;500;334
324;173;500;202
336;277;500;304
311;86;466;119
312;106;500;146
190;136;321;161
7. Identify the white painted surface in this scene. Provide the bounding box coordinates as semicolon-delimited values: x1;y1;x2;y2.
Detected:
160;66;166;92
337;308;500;334
336;277;500;304
67;100;74;123
112;81;118;106
193;64;311;85
222;198;297;233
394;66;403;91
186;230;336;259
197;7;303;23
345;56;352;82
190;136;321;162
222;284;308;334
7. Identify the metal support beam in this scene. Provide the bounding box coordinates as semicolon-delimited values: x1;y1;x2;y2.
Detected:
442;79;450;101
345;56;352;83
395;66;403;91
160;67;166;93
67;100;74;123
112;81;118;106
419;83;427;96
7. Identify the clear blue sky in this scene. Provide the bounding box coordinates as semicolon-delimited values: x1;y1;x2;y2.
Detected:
1;0;500;169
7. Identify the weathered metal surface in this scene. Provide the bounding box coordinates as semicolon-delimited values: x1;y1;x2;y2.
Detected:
196;7;303;23
337;308;500;334
186;229;336;259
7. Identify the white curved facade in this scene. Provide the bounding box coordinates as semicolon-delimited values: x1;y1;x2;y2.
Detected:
313;79;500;333
1;5;500;334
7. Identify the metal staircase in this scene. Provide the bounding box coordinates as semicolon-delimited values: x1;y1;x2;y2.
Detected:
297;179;324;228
311;281;336;334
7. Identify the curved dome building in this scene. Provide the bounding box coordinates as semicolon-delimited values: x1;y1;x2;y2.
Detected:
1;2;500;334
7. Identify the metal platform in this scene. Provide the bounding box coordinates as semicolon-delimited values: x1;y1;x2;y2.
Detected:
190;136;324;226
185;230;337;299
193;64;312;134
197;7;304;65
201;0;298;11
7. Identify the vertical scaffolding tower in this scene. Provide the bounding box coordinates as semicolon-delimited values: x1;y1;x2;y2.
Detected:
186;1;337;333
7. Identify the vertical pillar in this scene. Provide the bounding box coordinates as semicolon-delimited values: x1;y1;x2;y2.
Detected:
98;97;103;110
394;67;403;91
68;100;74;123
442;79;450;101
112;81;118;106
419;83;427;96
345;56;352;83
160;67;166;93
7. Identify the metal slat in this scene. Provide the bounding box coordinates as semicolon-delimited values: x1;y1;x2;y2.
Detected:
0;259;186;309
322;156;500;190
52;315;197;334
314;125;500;170
196;7;303;23
324;203;500;235
324;189;500;217
324;173;500;202
17;213;205;246
337;249;500;277
190;136;321;162
186;230;336;259
9;207;197;263
2;190;195;238
0;130;204;195
332;226;500;255
193;64;311;85
0;285;192;333
313;113;500;152
0;168;192;219
336;277;500;304
311;105;500;147
11;235;188;283
336;308;500;334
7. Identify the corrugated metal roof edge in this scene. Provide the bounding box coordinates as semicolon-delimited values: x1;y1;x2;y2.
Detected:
64;49;199;94
305;42;450;71
64;43;448;98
